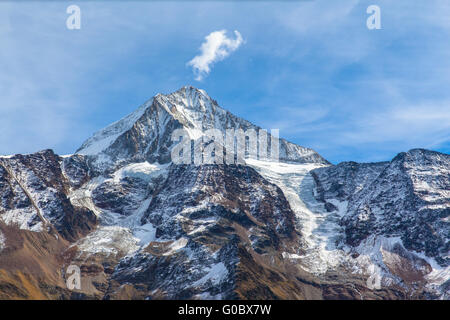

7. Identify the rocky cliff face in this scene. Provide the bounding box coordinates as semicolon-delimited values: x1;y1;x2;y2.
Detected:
0;150;97;240
312;149;449;298
0;87;448;300
312;149;449;264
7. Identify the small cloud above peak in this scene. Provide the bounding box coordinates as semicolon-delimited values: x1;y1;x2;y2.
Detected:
187;30;243;81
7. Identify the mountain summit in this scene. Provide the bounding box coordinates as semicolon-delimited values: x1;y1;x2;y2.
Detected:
76;86;329;171
0;87;448;300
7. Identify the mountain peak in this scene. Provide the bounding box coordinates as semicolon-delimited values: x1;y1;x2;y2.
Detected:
75;86;220;160
76;86;329;170
390;148;447;165
177;85;209;97
154;86;218;115
157;85;207;98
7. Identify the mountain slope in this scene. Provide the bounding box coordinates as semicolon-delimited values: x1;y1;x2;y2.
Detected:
0;87;448;300
76;86;328;172
311;149;449;298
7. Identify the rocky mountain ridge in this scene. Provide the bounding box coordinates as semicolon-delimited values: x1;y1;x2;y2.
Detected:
0;86;448;299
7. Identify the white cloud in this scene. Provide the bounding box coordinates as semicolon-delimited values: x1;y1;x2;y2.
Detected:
187;30;243;81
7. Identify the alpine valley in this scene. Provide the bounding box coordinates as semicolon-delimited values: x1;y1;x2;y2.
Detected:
0;86;448;300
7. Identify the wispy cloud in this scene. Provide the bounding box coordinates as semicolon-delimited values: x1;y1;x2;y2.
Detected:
187;30;243;81
340;103;450;147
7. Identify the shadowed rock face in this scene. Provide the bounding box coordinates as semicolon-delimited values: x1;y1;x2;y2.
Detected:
96;163;304;299
0;87;448;300
0;150;98;300
0;150;97;241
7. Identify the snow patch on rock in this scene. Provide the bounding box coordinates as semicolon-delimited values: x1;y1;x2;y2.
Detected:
163;237;188;256
193;262;228;286
75;226;141;257
0;231;5;251
112;162;168;183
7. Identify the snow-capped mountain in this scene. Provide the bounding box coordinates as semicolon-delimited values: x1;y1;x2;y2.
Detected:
311;149;449;298
75;86;328;172
313;149;449;265
0;87;448;299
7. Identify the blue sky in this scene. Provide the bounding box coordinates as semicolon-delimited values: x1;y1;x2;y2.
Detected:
0;0;449;164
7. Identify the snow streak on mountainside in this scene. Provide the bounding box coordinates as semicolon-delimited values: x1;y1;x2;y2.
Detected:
0;86;448;300
0;230;5;252
245;159;345;273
